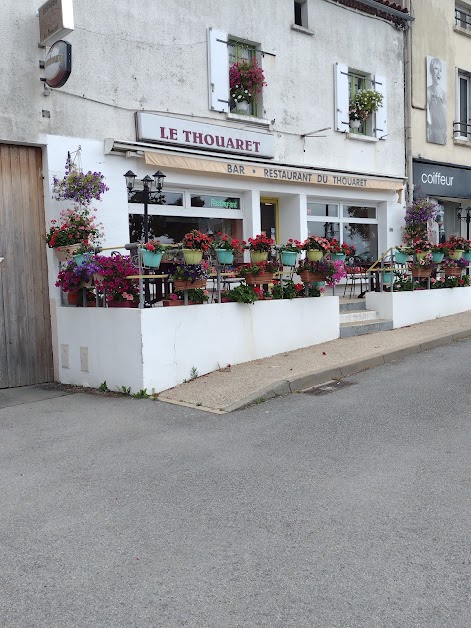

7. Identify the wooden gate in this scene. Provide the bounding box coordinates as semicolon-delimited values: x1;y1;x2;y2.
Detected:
0;144;53;388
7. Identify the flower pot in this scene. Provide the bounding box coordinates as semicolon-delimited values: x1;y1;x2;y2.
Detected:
299;270;324;283
250;251;269;263
331;253;346;262
162;299;196;306
306;250;323;262
349;119;361;130
243;272;274;285
281;251;298;266
382;272;394;283
448;250;464;260
141;249;163;269
235;100;250;113
67;291;80;306
432;251;444;263
215;249;234;265
73;254;86;266
182;249;203;265
54;243;82;262
312;281;325;288
415;251;428;261
411;267;432;278
92;273;105;284
107;300;139;308
395;250;409;264
173;279;207;290
463;251;471;262
444;267;462;277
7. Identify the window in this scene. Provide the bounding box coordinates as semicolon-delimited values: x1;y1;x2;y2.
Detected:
456;2;471;30
456;70;471;138
129;215;242;245
307;201;378;263
128;190;183;206
294;0;308;27
207;28;264;118
334;63;387;139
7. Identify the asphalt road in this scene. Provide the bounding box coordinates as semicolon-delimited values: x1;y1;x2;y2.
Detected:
2;340;471;627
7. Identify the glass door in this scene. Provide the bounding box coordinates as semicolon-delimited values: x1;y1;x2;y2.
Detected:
260;198;279;242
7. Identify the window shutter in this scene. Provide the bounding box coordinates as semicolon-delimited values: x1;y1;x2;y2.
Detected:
373;75;387;139
334;63;349;132
208;28;229;112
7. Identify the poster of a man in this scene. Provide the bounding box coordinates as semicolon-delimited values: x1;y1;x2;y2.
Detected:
426;56;447;145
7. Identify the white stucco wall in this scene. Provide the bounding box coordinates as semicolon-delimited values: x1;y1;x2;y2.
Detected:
55;297;340;393
366;287;471;327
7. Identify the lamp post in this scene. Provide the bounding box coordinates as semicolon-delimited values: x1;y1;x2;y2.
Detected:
457;206;471;275
124;170;166;243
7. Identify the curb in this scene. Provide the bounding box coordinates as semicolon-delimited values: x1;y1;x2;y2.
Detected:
221;328;471;412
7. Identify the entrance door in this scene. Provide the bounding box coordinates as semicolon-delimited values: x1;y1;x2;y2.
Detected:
260;198;279;242
0;145;53;388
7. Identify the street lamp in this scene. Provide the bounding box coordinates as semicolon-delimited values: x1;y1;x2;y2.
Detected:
456;205;471;241
123;169;166;243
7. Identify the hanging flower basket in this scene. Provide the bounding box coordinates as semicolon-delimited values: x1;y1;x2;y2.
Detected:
55;243;82;262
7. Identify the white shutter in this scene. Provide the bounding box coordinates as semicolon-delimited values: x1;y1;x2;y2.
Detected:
207;28;229;112
373;75;388;139
334;63;349;132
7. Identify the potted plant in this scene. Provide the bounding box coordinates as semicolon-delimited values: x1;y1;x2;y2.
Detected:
56;256;102;305
413;239;432;260
441;257;468;277
247;234;275;263
297;258;347;286
238;260;280;285
169;261;210;290
180;230;213;264
410;253;433;278
302;235;331;262
431;243;446;263
444;235;467;261
328;239;355;261
280;239;303;266
296;259;324;283
229;58;266;114
52;159;109;206
140;240;166;268
402;199;438;244
162;288;209;306
395;245;414;264
228;285;259;304
46;208;103;261
349;89;383;130
212;233;244;265
92;254;139;307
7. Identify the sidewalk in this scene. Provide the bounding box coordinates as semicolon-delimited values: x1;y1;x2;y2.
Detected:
159;311;471;413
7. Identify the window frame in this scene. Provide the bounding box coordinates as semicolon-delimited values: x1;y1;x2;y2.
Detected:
294;0;308;28
456;69;471;139
456;2;471;30
228;38;263;118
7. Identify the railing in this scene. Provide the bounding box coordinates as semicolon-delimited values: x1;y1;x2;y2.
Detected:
453;120;471;140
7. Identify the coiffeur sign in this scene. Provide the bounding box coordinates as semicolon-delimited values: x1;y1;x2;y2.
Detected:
136;112;275;159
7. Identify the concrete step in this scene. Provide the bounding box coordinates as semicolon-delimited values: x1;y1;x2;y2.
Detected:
339;310;379;324
339;300;367;313
339;318;394;338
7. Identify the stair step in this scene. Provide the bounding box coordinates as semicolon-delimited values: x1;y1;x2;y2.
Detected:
339;300;366;312
339;310;379;324
339;319;394;338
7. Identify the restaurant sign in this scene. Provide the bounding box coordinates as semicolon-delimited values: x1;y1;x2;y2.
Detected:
38;0;74;48
136;112;275;159
44;40;72;88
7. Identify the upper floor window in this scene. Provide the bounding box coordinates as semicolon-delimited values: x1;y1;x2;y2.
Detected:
456;2;471;30
208;28;265;119
334;63;387;139
455;70;471;139
294;0;308;27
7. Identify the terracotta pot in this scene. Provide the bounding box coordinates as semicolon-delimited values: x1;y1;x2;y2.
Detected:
107;300;139;308
299;270;324;283
444;267;462;277
54;243;82;262
411;267;432;278
243;272;274;285
67;291;80;306
173;279;207;290
162;299;196;306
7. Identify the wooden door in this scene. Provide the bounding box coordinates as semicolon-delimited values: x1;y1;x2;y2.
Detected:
0;144;53;388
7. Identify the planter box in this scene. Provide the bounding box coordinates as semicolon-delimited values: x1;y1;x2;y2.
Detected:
366;287;471;328
55;297;340;393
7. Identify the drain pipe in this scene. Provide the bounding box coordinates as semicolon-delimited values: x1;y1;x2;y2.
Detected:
404;0;414;204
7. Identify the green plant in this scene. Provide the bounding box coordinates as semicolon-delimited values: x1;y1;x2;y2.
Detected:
280;239;303;252
190;366;199;380
118;385;131;395
238;260;281;277
349;89;383;121
271;280;298;300
142;240;166;252
98;381;109;392
133;388;150;398
229;285;259;303
176;288;209;304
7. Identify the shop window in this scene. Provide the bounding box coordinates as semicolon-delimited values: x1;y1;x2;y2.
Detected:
128;215;242;245
455;71;471;139
294;0;308;27
127;190;183;206
190;194;241;210
207;28;263;117
307;202;339;217
343;205;376;219
456;2;471;30
307;221;340;240
343;223;378;263
334;63;387;139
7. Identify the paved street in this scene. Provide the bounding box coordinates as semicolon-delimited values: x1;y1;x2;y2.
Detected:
2;341;471;627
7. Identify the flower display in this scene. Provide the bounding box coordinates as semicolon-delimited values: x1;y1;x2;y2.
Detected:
142;239;166;252
212;232;244;252
444;235;470;253
280;239;303;252
441;257;469;268
413;239;432;253
229;58;266;106
402;199;437;243
46;208;103;249
52;162;109;206
55;256;101;293
328;239;355;256
410;252;433;268
349;89;383;121
181;230;213;251
247;234;275;252
169;261;211;283
238;260;281;277
302;235;331;252
92;255;139;303
296;259;347;286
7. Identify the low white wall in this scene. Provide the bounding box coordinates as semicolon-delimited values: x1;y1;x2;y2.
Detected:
366;288;471;328
54;297;340;394
141;297;339;391
55;308;144;392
